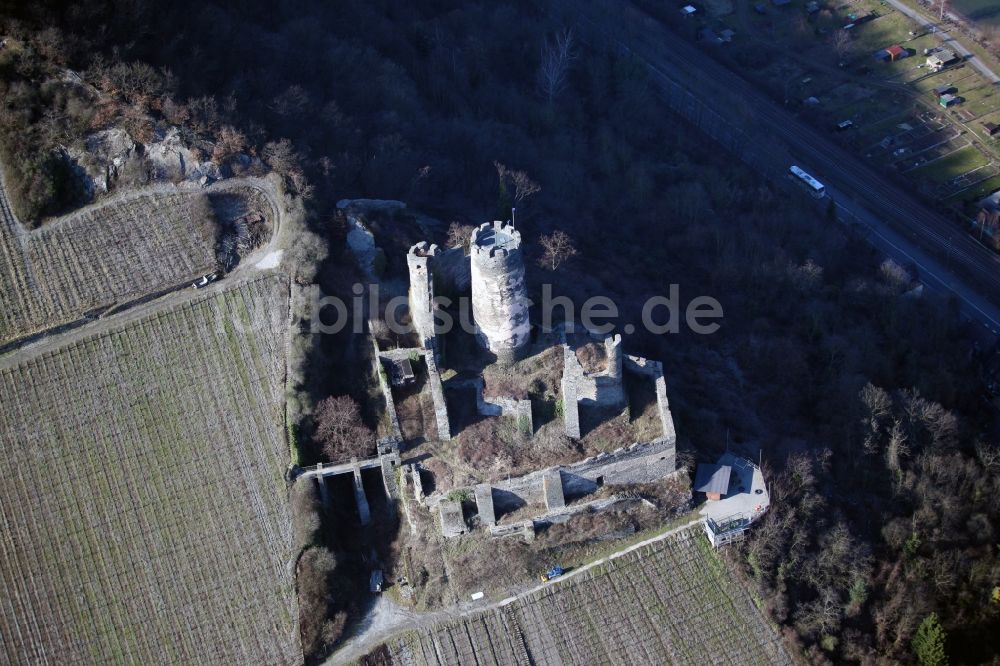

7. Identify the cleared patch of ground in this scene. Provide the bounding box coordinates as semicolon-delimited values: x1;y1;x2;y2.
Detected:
0;274;300;665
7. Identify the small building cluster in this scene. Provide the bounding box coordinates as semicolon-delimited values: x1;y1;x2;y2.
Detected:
695;453;770;547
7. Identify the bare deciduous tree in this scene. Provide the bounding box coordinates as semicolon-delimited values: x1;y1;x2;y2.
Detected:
494;161;541;204
831;29;854;59
860;383;891;455
536;29;575;104
539;230;578;270
212;125;247;161
314;395;375;461
446;221;475;249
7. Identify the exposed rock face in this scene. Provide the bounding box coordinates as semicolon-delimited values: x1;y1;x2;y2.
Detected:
146;127;221;182
66;126;225;201
337;199;404;280
68;128;137;198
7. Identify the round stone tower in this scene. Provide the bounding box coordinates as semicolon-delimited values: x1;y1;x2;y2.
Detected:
470;221;530;361
407;242;439;349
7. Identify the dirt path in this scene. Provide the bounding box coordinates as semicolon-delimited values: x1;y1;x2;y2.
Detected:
326;518;704;665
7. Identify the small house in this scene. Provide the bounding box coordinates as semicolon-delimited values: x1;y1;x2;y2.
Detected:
939;93;961;108
886;44;907;61
720;28;736;42
695;463;733;501
927;49;958;71
806;1;820;13
983;122;1000;137
681;4;697;16
933;84;956;96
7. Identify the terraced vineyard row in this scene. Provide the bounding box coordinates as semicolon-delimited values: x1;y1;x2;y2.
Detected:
0;275;300;665
387;528;791;666
0;188;218;346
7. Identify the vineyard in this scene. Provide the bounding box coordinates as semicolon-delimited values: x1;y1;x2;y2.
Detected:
383;528;791;665
0;274;301;665
0;186;224;346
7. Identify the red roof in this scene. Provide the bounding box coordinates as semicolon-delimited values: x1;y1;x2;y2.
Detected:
887;45;905;57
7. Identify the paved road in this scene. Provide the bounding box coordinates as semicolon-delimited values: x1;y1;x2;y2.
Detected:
585;2;1000;333
884;0;1000;83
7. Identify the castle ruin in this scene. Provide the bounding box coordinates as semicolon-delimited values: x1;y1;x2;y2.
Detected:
406;241;439;351
469;221;530;362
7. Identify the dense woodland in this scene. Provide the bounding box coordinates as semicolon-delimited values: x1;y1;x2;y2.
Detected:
3;0;1000;663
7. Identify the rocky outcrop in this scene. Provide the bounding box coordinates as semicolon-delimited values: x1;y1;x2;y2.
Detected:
337;199;404;280
66;128;137;198
146;127;222;183
66;126;226;202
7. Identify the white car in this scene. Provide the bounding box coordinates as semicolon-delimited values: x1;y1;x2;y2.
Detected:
192;273;219;289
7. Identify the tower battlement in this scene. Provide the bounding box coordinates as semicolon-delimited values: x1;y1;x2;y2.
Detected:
470;221;522;261
407;241;440;260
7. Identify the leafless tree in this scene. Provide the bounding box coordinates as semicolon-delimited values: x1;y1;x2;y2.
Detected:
539;230;578;270
212;125;247;161
494;161;541;203
831;29;854;59
270;84;310;118
314;395;375;461
974;441;1000;472
886;418;909;489
860;383;891;455
446;221;475;249
536;29;575;104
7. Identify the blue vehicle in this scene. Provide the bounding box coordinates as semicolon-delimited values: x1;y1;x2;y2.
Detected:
539;565;564;582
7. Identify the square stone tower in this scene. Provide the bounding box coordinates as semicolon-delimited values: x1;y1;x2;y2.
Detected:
407;241;439;349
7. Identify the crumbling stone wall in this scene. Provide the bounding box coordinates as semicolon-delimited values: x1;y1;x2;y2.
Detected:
452;377;533;434
430;438;678;520
373;344;451;441
470;221;530;362
432;245;471;294
561;344;582;439
372;340;404;441
475;484;496;525
625;355;677;444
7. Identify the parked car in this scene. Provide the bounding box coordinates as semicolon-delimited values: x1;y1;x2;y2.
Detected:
539;565;565;582
192;273;219;289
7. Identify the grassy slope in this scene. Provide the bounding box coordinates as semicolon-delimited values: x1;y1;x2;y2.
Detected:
386;527;790;665
0;274;300;665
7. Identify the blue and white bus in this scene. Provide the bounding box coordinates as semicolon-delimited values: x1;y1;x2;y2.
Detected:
789;165;826;198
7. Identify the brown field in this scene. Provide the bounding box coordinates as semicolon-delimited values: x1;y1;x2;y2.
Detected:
0;274;300;665
0;180;275;347
382;527;790;666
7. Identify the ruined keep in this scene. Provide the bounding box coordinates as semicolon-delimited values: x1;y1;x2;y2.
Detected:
470;221;530;361
407;242;439;350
